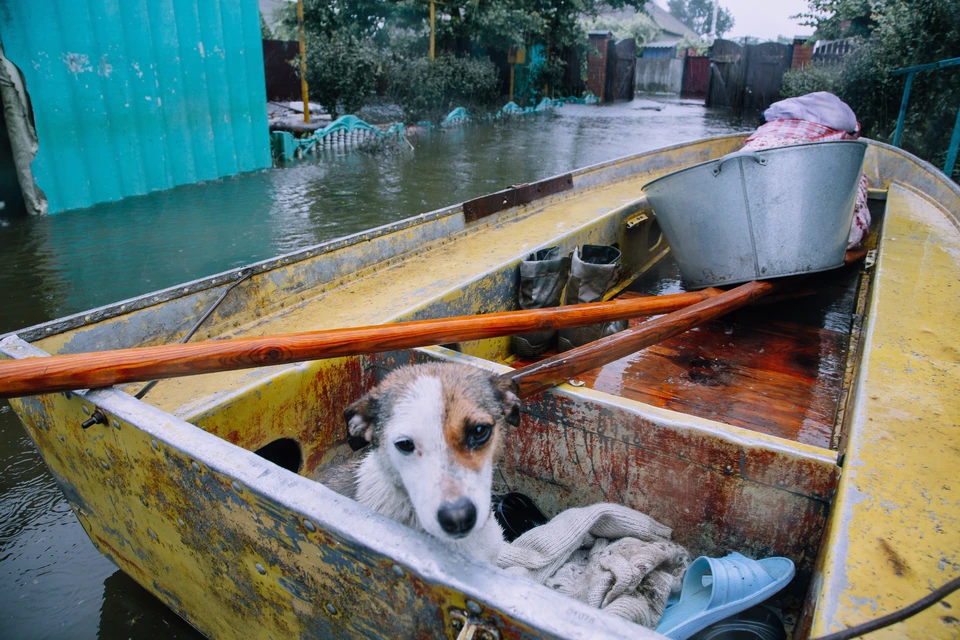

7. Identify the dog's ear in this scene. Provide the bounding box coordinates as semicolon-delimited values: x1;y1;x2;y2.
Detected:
343;392;380;451
494;376;522;427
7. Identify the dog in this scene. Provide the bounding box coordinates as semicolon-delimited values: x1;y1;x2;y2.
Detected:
336;362;521;563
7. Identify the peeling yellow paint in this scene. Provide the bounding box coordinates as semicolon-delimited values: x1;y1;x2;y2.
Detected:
8;136;960;639
810;183;960;638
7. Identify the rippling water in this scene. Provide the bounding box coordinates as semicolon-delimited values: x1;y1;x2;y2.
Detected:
0;98;748;638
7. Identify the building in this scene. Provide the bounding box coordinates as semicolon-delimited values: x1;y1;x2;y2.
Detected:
640;3;700;59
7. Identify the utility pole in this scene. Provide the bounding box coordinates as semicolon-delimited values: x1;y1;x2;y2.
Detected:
297;0;310;123
430;1;436;60
709;0;719;41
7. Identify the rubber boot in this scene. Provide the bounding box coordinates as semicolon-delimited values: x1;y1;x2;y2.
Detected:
557;245;628;352
511;246;570;357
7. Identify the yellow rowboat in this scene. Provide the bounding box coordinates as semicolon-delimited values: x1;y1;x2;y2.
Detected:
1;135;957;638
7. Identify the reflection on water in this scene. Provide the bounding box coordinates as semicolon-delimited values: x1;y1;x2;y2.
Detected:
99;571;203;639
0;100;745;333
0;98;748;638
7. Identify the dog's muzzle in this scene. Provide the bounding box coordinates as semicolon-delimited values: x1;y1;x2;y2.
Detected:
437;497;477;538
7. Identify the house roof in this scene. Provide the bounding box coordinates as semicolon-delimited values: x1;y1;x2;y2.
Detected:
593;1;699;40
645;2;699;38
644;37;682;48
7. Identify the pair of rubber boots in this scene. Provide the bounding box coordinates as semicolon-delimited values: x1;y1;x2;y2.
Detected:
511;244;628;356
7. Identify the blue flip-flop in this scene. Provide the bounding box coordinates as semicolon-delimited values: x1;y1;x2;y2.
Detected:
655;552;795;640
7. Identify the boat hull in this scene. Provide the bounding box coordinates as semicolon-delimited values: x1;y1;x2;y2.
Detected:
3;135;959;638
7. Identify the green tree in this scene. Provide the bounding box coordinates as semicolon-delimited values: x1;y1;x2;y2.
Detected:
666;0;734;37
283;0;650;117
791;0;875;39
260;11;273;40
304;33;380;119
786;0;960;178
582;12;661;48
387;56;501;122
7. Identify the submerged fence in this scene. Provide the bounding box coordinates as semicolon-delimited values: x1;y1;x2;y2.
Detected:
270;116;406;161
269;95;592;161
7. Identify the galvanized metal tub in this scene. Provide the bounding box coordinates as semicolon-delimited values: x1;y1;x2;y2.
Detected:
641;140;867;288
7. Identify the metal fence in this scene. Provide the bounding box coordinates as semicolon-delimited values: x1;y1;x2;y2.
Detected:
811;39;856;65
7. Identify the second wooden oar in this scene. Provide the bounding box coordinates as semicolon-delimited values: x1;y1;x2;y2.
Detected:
509;280;777;398
0;289;722;399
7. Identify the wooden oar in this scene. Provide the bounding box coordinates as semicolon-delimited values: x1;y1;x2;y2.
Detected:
509;280;777;398
0;289;723;399
506;247;877;397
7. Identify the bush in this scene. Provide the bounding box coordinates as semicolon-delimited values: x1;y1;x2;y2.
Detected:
386;56;501;123
781;63;844;98
795;0;960;179
581;13;661;48
304;32;381;119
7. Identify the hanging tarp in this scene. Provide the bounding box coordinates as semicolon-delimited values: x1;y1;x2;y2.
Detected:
0;0;271;214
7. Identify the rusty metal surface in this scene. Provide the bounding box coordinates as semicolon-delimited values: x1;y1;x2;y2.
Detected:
12;135;958;638
374;347;838;603
462;174;574;224
1;337;656;640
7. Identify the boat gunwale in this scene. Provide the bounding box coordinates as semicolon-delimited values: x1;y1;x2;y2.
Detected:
805;180;960;637
1;133;751;345
863;138;960;228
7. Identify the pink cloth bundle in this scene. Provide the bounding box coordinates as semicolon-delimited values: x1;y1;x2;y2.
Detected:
743;107;871;249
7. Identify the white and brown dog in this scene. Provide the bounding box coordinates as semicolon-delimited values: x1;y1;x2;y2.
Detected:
339;362;521;563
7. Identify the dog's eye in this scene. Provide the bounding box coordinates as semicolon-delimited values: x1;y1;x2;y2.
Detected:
394;438;415;454
465;423;493;449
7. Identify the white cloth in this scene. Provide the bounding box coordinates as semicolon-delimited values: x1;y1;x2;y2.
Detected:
763;91;859;134
496;503;690;628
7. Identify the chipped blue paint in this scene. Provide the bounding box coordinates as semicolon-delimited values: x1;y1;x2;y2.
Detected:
153;580;185;610
0;0;271;214
278;576;313;603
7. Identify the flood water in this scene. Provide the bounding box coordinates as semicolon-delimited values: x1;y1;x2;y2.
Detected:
0;98;749;638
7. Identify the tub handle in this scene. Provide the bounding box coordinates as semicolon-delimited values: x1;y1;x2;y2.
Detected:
712;149;767;176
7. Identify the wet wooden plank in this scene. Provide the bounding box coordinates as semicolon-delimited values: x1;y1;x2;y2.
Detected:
512;292;849;448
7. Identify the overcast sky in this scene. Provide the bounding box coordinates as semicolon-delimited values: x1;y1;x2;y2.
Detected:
659;0;814;41
724;0;812;39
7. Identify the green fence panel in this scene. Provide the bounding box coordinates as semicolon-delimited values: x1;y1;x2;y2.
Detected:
0;0;271;214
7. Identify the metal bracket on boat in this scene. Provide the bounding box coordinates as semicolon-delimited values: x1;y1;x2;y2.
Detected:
625;212;649;230
81;407;108;429
462;174;574;223
135;268;254;400
449;608;499;640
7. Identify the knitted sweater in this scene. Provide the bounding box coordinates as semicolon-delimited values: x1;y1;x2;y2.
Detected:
496;503;690;629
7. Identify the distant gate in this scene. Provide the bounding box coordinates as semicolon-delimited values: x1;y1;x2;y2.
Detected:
742;43;792;113
681;56;709;98
706;39;745;111
613;39;637;101
706;39;793;115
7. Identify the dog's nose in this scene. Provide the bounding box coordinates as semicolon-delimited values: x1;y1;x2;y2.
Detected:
437;497;477;537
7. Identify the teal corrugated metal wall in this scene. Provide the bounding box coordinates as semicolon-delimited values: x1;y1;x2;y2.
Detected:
0;0;271;214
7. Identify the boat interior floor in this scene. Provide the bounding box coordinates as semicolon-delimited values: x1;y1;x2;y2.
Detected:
506;198;885;450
